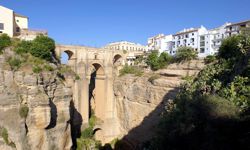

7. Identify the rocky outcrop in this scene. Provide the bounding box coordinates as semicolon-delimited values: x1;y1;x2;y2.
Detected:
114;60;205;146
0;54;72;150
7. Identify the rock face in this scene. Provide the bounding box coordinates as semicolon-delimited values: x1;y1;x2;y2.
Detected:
114;60;204;146
0;55;72;150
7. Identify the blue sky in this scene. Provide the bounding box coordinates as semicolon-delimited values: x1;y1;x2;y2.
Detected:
1;0;250;47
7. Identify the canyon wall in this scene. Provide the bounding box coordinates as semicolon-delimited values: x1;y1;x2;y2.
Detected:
0;53;72;150
114;60;205;146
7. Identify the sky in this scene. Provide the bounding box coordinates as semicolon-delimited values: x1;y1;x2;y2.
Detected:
1;0;250;47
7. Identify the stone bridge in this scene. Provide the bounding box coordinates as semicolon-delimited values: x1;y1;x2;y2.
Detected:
55;44;126;142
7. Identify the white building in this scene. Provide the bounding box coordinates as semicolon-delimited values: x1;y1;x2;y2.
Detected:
104;41;146;52
104;41;146;65
147;34;173;54
0;5;47;40
0;5;28;37
172;26;208;57
225;20;250;37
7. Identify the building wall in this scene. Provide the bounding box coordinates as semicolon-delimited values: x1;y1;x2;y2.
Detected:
0;6;14;37
14;15;28;36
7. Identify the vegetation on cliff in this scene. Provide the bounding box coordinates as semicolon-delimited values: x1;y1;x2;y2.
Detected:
147;31;250;150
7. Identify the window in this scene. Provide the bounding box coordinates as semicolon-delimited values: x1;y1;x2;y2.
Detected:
191;38;195;43
0;23;4;30
185;34;189;38
200;48;205;53
16;19;19;22
16;27;20;32
192;33;194;36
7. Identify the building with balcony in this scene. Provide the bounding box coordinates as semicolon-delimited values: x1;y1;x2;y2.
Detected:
0;5;47;40
225;20;250;37
172;26;208;57
147;34;173;54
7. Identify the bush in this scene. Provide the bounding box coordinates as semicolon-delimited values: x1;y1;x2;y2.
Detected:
146;51;172;70
204;55;216;64
30;35;55;61
0;127;9;144
32;65;42;73
19;105;29;118
175;46;198;62
119;64;143;76
218;35;242;59
44;64;54;71
0;34;11;52
7;57;22;71
14;40;32;54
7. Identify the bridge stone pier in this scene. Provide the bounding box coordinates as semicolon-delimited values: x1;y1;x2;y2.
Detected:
55;44;125;142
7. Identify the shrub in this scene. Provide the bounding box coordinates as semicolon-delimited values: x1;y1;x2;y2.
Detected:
44;64;54;71
119;64;143;76
7;57;22;71
30;35;55;61
218;35;242;59
204;55;216;64
19;105;29;118
32;65;42;73
0;34;11;52
175;46;198;62
14;40;32;54
146;51;173;70
0;127;9;144
75;74;80;80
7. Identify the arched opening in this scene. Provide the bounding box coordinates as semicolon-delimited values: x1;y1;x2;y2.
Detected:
88;63;105;120
60;50;74;64
113;54;123;65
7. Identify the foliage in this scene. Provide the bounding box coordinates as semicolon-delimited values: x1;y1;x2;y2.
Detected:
77;114;101;149
204;55;216;64
32;65;42;73
44;64;54;71
134;55;145;65
19;105;29;118
146;51;172;70
7;57;22;71
0;34;11;52
218;36;242;59
13;35;56;62
147;32;250;150
175;46;198;62
30;35;55;61
0;127;9;144
119;64;143;76
14;40;32;54
77;138;101;150
75;74;80;80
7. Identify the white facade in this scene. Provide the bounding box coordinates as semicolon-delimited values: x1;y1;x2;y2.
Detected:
104;41;146;52
172;26;208;57
147;34;173;54
0;5;28;37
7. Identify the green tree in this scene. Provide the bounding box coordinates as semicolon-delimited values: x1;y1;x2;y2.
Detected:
146;51;172;70
175;46;198;62
0;34;11;52
30;35;55;61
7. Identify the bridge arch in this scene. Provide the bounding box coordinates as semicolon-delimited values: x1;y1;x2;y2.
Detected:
88;62;106;120
113;54;123;65
60;50;74;65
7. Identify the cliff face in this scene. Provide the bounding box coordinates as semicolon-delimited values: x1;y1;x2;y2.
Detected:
114;60;205;145
0;54;72;150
